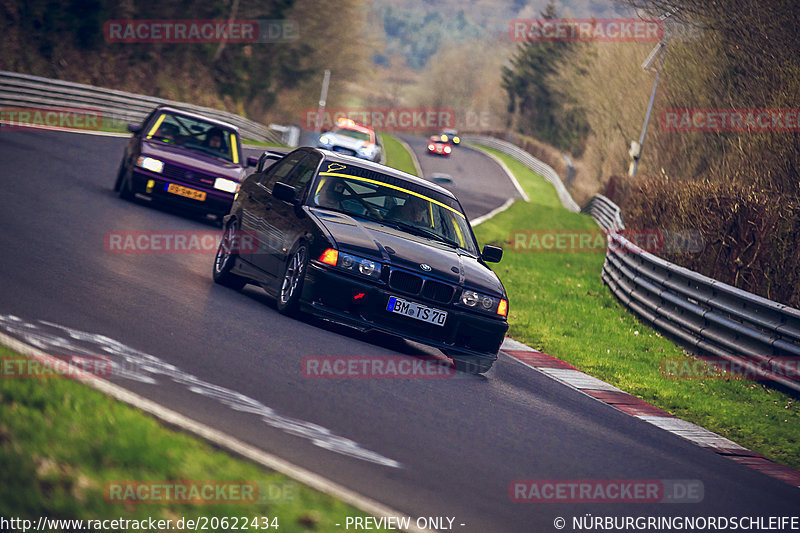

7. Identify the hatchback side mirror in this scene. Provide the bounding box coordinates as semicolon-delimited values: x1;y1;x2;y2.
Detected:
127;123;142;134
246;156;259;167
481;245;503;263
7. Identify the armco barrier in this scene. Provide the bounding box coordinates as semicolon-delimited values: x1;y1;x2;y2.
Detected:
462;134;580;213
583;195;800;392
0;71;283;144
580;193;624;232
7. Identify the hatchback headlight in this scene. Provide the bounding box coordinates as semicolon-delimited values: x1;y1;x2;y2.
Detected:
214;177;238;193
136;156;163;173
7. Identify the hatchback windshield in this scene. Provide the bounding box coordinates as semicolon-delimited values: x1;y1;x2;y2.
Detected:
310;165;477;254
146;112;239;163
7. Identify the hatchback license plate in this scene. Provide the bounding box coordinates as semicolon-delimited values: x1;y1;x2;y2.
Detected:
387;296;447;326
166;183;206;201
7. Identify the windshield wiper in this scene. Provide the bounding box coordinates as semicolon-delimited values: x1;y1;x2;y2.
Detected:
383;220;459;248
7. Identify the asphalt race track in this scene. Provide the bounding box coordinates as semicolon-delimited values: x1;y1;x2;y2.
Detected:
1;129;798;531
397;134;520;219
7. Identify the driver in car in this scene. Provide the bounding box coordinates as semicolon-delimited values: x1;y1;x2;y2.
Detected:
392;196;428;226
205;127;226;153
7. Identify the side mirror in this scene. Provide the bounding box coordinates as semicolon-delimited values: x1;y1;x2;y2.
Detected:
272;182;297;204
481;245;503;263
246;156;259;167
127;123;142;134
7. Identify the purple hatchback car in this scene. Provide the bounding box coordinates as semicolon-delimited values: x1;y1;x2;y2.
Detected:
114;105;257;220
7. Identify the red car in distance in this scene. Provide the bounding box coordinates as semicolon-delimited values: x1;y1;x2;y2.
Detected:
427;135;452;157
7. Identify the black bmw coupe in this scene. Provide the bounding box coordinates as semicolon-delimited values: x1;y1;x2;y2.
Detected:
213;147;508;373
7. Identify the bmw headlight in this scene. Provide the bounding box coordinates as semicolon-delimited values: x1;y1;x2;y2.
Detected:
136;156;164;173
340;252;381;279
318;134;333;147
320;249;382;280
457;290;508;317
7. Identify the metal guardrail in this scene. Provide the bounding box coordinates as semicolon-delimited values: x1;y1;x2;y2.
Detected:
581;193;625;232
583;195;800;392
0;71;282;144
462;134;580;213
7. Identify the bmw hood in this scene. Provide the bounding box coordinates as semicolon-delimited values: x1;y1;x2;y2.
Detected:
310;210;505;296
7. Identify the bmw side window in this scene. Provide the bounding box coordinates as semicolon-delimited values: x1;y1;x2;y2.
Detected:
259;152;304;190
285;154;321;199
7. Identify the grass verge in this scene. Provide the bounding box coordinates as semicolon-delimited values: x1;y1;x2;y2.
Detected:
380;134;418;176
470;144;799;471
0;344;394;530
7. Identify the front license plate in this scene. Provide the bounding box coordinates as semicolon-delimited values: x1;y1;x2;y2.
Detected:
166;183;206;201
386;296;447;326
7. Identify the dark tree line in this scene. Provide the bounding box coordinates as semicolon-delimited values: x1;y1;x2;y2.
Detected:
500;1;591;156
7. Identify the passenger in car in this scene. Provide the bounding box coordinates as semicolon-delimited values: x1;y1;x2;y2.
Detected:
314;179;346;209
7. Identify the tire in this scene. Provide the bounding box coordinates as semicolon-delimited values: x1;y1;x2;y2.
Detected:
117;167;135;200
213;221;248;290
113;162;125;192
452;355;494;375
276;242;308;316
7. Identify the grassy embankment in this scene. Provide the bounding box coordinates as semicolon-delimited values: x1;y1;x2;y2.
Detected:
468;144;799;471
0;344;394;530
380;134;418;176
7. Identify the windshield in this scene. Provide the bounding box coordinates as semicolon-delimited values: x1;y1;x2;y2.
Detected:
146;112;239;163
333;126;373;143
310;164;477;254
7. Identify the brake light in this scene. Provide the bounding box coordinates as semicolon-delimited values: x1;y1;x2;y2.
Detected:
319;249;338;266
497;299;508;317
